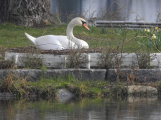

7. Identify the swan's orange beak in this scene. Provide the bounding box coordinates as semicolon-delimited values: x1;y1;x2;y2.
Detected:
83;23;90;30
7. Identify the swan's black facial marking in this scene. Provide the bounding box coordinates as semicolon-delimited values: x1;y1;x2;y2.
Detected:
81;20;90;30
81;20;86;25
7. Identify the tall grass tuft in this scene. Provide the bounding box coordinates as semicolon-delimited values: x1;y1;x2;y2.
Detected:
20;52;43;69
66;48;89;68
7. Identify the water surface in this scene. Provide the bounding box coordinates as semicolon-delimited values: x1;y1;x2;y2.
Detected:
0;97;161;120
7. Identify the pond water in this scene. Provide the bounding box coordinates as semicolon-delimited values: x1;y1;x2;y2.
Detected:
51;0;161;23
0;97;161;120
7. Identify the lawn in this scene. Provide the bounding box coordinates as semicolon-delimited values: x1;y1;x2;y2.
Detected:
0;22;145;53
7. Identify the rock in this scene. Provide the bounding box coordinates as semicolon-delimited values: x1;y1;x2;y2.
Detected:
128;96;157;103
0;92;14;100
0;92;14;97
56;89;74;103
128;85;158;95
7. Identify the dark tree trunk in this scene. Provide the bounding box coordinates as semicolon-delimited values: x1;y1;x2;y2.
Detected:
0;0;54;26
0;0;10;23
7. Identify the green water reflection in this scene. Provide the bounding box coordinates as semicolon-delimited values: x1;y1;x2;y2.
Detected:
0;97;161;120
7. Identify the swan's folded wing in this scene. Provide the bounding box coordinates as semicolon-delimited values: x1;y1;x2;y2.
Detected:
35;35;64;50
57;36;77;49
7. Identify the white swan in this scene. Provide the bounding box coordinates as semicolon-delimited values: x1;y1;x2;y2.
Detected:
25;17;90;50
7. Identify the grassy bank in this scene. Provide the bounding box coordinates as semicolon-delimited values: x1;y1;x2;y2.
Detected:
1;71;161;98
1;23;161;98
0;72;128;98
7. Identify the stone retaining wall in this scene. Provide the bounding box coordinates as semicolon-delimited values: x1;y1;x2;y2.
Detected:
5;52;161;69
0;69;161;82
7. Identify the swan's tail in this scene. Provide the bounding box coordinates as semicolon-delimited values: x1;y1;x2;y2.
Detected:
25;32;36;45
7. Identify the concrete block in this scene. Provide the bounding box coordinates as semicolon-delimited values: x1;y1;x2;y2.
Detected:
150;53;160;67
0;69;42;81
4;52;160;69
44;69;106;81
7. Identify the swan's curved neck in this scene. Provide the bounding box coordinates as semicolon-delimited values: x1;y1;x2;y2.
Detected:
66;21;76;40
66;19;89;49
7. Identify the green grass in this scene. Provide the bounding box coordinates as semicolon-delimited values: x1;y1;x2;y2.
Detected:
0;73;113;97
0;71;125;97
3;73;160;98
1;69;160;98
0;23;143;52
23;78;112;97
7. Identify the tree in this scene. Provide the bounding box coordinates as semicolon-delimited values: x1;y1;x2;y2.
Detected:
0;0;54;26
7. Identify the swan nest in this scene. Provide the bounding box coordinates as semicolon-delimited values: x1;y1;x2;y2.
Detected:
6;46;101;55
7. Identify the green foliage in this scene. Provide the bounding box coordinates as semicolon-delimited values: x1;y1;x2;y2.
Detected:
136;27;161;52
40;65;47;72
100;27;107;34
89;26;96;33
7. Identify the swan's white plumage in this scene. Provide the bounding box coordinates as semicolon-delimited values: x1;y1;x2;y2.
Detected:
25;17;89;50
25;33;36;46
35;35;76;50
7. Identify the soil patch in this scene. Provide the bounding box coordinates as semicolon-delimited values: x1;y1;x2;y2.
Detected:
4;46;102;55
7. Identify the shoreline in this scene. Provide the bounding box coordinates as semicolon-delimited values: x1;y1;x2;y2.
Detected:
0;69;160;99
